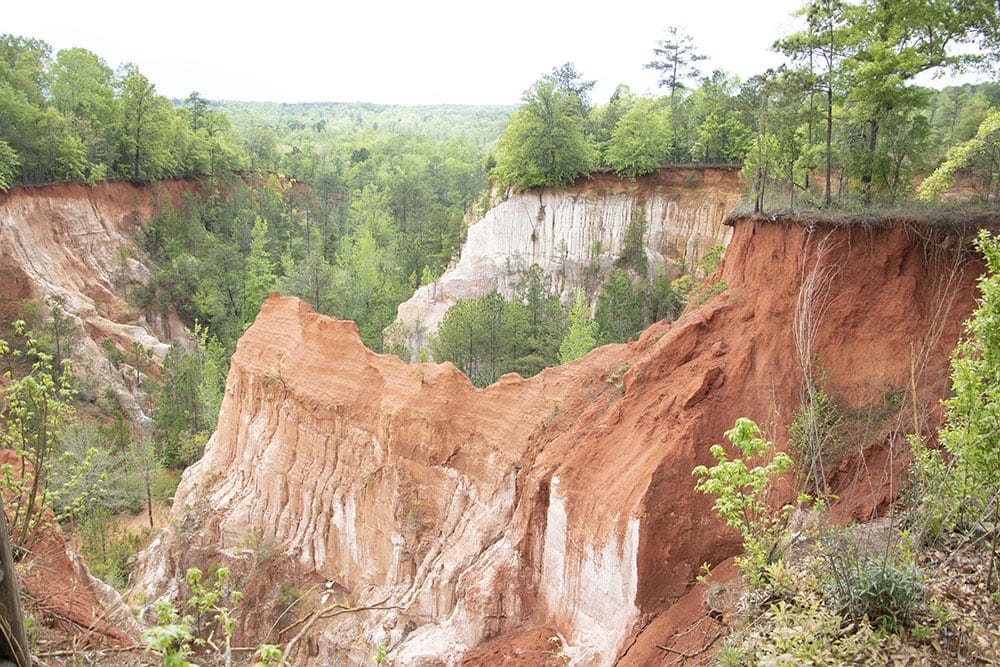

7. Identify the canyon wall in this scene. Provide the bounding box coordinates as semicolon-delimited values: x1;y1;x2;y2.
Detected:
135;216;987;665
392;168;742;355
0;181;198;646
0;181;193;403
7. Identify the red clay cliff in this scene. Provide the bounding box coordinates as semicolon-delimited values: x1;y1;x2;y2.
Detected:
135;215;986;665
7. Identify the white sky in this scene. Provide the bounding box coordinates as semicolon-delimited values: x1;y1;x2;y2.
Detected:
4;1;985;105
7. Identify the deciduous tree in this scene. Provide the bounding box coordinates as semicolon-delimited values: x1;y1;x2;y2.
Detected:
604;98;672;178
559;290;597;363
491;79;598;190
115;64;176;181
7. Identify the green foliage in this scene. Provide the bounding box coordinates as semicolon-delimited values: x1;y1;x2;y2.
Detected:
603;98;672;178
144;610;195;667
736;68;815;211
491;78;598;190
242;216;278;328
769;0;1000;207
696;244;724;276
594;269;644;345
0;321;75;549
788;387;844;493
547;636;570;665
77;508;143;590
19;294;80;375
692;110;752;163
253;644;284;667
144;566;283;667
48;422;130;518
152;339;221;469
919;109;1000;202
431;267;568;386
219;100;510;149
740;133;783;213
143;127;483;354
692;418;794;580
0;35;248;186
644;26;707;106
0;138;19;190
558;290;597;363
589;85;637;148
911;230;1000;552
727;597;882;665
616;207;649;276
818;531;924;632
719;519;926;664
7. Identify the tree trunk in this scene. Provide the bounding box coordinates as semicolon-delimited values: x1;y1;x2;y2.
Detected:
824;85;833;206
0;499;31;666
862;117;879;205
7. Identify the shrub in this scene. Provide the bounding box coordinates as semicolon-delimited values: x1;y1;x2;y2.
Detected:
733;597;883;665
693;418;794;582
817;530;924;632
910;230;1000;582
789;387;844;493
79;508;143;589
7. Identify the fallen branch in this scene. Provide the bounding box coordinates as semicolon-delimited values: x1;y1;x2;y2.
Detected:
35;644;143;658
656;632;720;659
282;597;401;661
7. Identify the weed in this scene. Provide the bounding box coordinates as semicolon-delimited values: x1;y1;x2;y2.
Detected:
142;565;281;666
547;635;570;665
817;530;924;632
253;644;284;666
373;642;388;664
715;643;744;667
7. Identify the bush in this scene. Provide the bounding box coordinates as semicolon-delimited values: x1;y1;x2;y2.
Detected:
693;418;794;581
817;530;924;632
909;230;1000;579
789;387;844;493
731;597;883;665
79;509;143;590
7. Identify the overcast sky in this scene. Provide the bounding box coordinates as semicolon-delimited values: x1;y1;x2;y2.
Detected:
5;1;982;106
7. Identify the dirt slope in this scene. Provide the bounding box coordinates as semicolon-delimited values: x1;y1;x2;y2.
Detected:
0;181;194;383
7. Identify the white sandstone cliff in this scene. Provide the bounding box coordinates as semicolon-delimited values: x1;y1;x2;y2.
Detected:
392;168;742;355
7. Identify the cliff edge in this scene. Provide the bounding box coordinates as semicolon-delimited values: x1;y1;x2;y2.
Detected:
0;181;194;398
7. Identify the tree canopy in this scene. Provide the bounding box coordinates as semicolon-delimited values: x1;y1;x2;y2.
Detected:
491;79;598;190
0;35;249;188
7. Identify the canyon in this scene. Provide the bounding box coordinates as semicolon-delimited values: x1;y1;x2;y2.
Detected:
0;182;196;648
0;177;991;664
136;212;984;664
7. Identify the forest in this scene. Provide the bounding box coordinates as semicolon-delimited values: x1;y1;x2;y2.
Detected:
0;0;997;610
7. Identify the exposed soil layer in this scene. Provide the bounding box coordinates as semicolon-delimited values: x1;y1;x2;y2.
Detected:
135;215;990;664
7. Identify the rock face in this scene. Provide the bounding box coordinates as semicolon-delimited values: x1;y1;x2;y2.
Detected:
135;217;985;665
392;168;742;355
0;181;195;646
0;181;193;397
